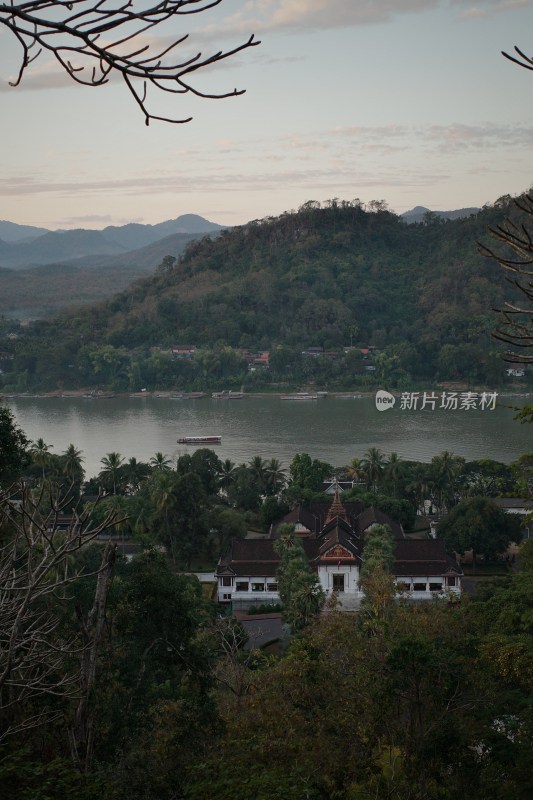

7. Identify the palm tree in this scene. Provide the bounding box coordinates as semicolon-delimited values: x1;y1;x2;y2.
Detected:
264;458;286;496
346;457;365;485
218;459;236;491
31;437;53;481
149;452;173;472
361;447;387;493
430;451;465;514
61;444;84;484
124;457;150;494
98;452;125;495
248;455;268;494
384;452;402;497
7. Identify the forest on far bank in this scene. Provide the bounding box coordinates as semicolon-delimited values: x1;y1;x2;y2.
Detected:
1;196;530;393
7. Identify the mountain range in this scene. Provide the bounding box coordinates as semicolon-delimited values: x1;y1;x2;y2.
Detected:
400;206;481;224
0;206;483;320
0;214;226;319
2;196;520;394
0;214;224;269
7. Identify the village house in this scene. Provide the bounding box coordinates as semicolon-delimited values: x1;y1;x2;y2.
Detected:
171;345;197;360
216;488;462;611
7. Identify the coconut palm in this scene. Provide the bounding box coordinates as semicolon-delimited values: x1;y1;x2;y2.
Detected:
430;451;465;513
346;457;365;484
264;458;286;496
61;444;84;484
98;452;125;495
384;452;402;497
361;447;387;493
248;455;268;492
149;452;173;472
124;457;150;494
31;438;53;481
218;459;237;490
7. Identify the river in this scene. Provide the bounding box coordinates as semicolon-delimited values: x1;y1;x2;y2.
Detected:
4;393;532;480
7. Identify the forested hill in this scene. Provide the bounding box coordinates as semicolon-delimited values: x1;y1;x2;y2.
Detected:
2;198;524;391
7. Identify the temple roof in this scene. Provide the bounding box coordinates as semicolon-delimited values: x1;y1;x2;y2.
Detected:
325;482;348;523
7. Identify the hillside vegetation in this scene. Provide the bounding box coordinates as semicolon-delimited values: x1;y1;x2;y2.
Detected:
0;198;525;392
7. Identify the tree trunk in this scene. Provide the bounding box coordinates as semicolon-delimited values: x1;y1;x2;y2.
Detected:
68;542;116;773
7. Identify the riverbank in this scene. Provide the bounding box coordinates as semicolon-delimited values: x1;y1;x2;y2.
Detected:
2;388;531;400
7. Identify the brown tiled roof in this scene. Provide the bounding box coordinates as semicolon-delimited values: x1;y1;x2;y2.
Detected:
317;518;361;562
393;540;463;577
355;506;405;540
217;538;320;576
271;501;366;537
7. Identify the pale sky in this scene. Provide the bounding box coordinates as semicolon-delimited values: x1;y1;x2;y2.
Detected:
1;0;533;230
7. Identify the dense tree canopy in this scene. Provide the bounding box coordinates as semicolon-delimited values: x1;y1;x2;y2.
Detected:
1;199;525;393
437;496;523;560
0;405;29;484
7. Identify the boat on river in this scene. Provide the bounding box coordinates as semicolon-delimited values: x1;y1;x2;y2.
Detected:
171;392;206;399
177;435;222;444
212;391;245;399
280;392;318;400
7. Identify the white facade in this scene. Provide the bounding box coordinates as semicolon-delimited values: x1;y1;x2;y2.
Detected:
217;574;280;606
395;574;461;601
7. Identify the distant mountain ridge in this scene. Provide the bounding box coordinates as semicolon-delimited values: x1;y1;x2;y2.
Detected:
401;205;481;224
0;214;225;269
2;198;517;392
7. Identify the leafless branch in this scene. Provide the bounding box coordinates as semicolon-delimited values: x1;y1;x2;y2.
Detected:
0;480;119;741
502;45;533;72
479;192;533;363
0;0;259;124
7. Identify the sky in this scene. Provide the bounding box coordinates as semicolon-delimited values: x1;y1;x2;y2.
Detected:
1;0;533;230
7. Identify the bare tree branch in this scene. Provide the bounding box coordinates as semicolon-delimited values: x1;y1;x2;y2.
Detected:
0;0;259;124
0;480;120;741
479;193;533;363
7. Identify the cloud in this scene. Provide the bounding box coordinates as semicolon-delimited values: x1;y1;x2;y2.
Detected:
424;122;533;151
326;121;533;152
59;214;115;224
0;70;75;92
212;0;439;35
454;0;533;20
58;214;145;226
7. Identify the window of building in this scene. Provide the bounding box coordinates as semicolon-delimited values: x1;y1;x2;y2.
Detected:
396;582;411;592
221;577;232;586
413;582;427;592
235;582;248;592
266;582;278;592
251;582;265;592
332;574;345;592
429;582;443;592
222;593;232;601
447;576;456;587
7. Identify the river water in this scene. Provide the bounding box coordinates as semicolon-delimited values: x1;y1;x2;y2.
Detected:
4;394;532;480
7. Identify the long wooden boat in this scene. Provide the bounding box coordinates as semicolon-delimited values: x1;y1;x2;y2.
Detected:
177;435;222;444
280;392;318;400
212;391;245;399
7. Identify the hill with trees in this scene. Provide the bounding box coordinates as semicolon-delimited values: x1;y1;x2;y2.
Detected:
0;196;528;392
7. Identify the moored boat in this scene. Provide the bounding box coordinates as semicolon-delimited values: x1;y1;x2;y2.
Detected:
212;391;245;399
280;392;318;400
